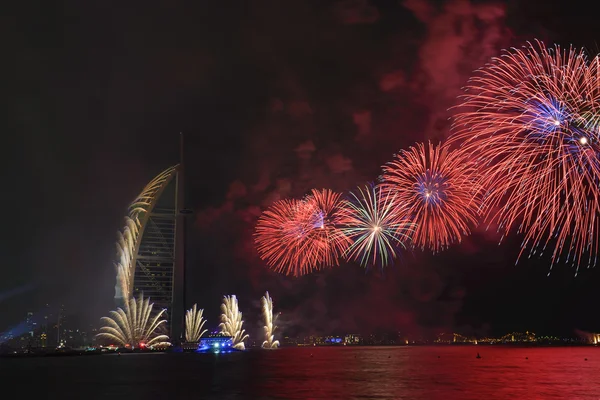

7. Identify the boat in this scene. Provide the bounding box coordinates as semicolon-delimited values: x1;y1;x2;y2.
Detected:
197;333;241;353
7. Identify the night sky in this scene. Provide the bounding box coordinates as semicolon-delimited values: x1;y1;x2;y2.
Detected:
5;0;600;339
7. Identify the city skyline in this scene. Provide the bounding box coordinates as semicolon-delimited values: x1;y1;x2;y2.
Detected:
5;302;600;350
4;298;600;349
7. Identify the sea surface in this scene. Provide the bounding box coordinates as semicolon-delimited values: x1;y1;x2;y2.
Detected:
2;346;600;399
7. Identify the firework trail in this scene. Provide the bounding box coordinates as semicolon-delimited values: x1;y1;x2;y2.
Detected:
185;304;207;343
128;165;178;218
219;295;249;350
261;291;280;349
114;216;140;302
254;191;350;276
96;294;170;348
449;40;600;272
341;184;413;268
380;142;482;252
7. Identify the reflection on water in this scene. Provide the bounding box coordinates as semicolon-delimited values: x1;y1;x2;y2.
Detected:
253;347;600;399
3;346;599;399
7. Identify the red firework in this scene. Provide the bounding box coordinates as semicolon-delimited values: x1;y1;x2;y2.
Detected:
254;189;350;276
254;198;318;276
380;141;482;252
302;188;352;267
449;40;600;272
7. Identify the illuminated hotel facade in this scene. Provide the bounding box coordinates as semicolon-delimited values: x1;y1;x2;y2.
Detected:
113;136;186;342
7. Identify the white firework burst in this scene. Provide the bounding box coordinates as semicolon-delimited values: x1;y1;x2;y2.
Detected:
261;291;280;349
96;294;170;348
185;304;207;343
219;295;249;350
114;216;140;302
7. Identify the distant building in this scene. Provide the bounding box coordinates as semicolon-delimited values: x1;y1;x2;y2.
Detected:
57;305;66;347
26;312;35;337
435;333;477;344
344;334;362;345
281;336;298;346
303;336;316;345
324;336;343;345
500;331;536;343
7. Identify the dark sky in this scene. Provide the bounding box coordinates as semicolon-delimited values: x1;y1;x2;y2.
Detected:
4;0;600;339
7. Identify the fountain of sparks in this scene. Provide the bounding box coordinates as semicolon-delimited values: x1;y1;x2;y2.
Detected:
218;295;249;350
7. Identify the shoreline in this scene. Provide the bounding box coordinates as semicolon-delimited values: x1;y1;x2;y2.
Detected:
2;343;598;358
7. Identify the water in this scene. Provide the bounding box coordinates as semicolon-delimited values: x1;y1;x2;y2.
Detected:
3;346;599;399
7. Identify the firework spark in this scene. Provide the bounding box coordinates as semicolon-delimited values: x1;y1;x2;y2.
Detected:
219;295;249;350
450;40;600;272
261;291;280;349
185;304;207;343
96;294;170;348
301;188;352;266
380;141;482;252
342;184;413;268
254;199;314;276
129;165;178;217
114;216;140;302
254;191;349;276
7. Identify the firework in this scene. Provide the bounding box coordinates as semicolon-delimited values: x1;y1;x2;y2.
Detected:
254;199;313;276
129;165;178;217
114;216;140;302
261;291;280;349
301;188;352;266
219;295;249;350
449;40;600;272
380;142;482;252
342;184;413;268
254;191;349;276
185;304;207;343
96;294;170;348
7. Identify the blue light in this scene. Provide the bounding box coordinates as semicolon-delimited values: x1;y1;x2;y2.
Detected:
416;171;448;204
312;211;325;229
197;336;238;353
529;98;566;139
